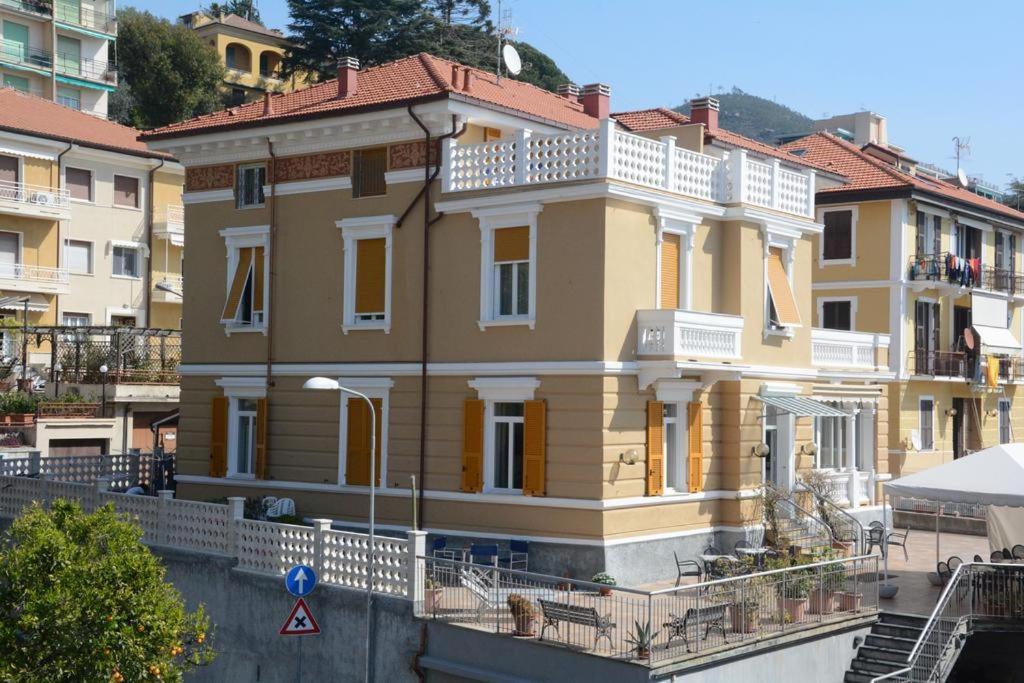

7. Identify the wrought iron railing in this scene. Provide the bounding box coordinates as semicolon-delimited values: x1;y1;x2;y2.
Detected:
35;327;181;385
907;254;982;288
911;349;971;379
771;496;836;554
0;40;52;69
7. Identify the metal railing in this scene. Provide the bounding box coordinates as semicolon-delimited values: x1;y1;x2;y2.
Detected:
0;263;70;284
771;496;836;554
0;40;52;69
907;254;982;288
808;490;865;554
55;52;117;84
53;2;116;33
0;179;71;210
0;0;51;15
911;349;970;379
34;327;182;385
891;496;987;521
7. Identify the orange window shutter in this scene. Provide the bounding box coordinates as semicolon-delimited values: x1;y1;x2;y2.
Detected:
221;247;253;321
687;402;704;493
660;234;680;310
461;399;485;492
255;398;268;479
766;247;801;326
253;246;265;313
646;401;664;496
209;396;228;477
522;400;547;496
345;399;370;485
493;226;529;262
355;238;386;314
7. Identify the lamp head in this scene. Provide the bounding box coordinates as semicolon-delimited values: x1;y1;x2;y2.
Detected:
303;376;340;391
99;364;108;374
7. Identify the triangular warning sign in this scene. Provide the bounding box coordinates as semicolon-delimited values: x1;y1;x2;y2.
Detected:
279;598;321;636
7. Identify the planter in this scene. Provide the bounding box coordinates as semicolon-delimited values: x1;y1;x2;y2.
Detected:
777;597;808;623
838;591;863;612
512;614;535;636
831;540;855;557
0;413;33;426
423;588;443;613
634;647;650;660
808;589;836;615
730;606;759;633
598;586;612;597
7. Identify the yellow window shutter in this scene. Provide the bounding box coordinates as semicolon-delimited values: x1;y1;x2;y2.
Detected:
660;234;680;310
461;399;485;492
766;247;801;326
345;398;383;486
209;396;228;477
355;238;386;314
253;246;265;313
493;226;529;263
255;398;268;479
688;402;704;493
522;399;546;496
646;400;664;496
221;247;253;322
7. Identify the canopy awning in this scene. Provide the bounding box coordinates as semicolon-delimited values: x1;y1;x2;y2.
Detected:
0;294;49;313
755;394;849;417
974;324;1022;355
884;443;1024;507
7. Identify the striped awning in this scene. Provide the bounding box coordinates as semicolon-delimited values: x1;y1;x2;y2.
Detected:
756;394;849;417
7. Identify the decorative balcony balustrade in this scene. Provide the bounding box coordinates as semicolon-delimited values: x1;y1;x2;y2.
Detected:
443;122;816;218
636;309;744;359
0;263;70;286
0;179;71;213
811;329;889;370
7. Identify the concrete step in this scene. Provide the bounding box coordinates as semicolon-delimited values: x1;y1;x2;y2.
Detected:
873;623;924;640
865;633;917;652
878;612;928;628
844;672;881;683
856;645;911;664
850;656;906;675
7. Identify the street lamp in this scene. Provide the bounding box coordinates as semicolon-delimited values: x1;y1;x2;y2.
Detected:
99;364;108;416
53;362;62;398
302;376;376;682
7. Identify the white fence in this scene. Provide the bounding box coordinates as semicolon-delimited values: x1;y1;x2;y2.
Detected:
636;308;744;359
811;328;890;370
0;451;158;490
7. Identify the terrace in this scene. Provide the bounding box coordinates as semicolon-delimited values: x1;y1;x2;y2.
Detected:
28;326;181;386
0;178;71;220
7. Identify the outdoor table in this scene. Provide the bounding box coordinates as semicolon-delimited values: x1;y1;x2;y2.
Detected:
735;546;769;568
699;554;738;563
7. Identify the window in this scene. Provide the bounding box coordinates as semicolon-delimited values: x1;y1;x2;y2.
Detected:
65;167;92;201
229;88;246;106
112;246;140;278
113;175;139;208
492;402;525;490
219;225;269;332
56;86;80;110
822;300;852;330
765;246;800;330
919;398;934;451
814;401;875;473
0;154;18;184
62;312;90;327
64;239;92;274
932;215;942;257
914;300;941;374
999;399;1012;444
352;147;387;198
816;415;845;469
3;21;29;62
231;398;258;476
3;74;29;92
463;378;545;495
355;239;386;322
56;35;81;76
493;227;529;319
210;380;267;479
338;216;394;332
224;43;251;72
236;164;265;208
822;209;853;262
258;51;281;78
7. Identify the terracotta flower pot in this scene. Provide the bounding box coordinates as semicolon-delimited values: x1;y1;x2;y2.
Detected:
838;592;863;612
778;597;808;623
598;586;612;597
831;540;855;557
730;606;759;633
513;614;535;636
808;589;836;615
635;646;650;659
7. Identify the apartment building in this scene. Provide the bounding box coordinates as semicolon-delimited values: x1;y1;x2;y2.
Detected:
0;0;117;117
0;85;183;454
179;10;298;106
141;54;895;582
782;122;1024;479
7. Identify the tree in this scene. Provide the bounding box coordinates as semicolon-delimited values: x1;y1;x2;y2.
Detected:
0;501;214;682
207;0;262;24
1003;177;1024;211
428;0;491;32
114;9;224;129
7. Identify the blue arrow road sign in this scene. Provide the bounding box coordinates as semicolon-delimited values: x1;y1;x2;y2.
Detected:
285;564;317;597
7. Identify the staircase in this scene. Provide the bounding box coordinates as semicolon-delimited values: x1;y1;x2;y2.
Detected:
773;497;835;555
844;612;927;682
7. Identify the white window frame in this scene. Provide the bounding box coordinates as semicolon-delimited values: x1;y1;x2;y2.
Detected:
336;215;395;334
219;225;270;335
64;238;93;275
112;173;143;210
62;312;90;327
817;296;857;331
919;396;935;452
817;205;858;266
469;377;540;494
654;208;698;311
215;377;267;480
0;230;24;275
999;398;1012;445
474;204;540;330
654;379;701;495
62;166;95;204
111;244;142;279
762;225;799;338
335;377;393;488
236;163;266;209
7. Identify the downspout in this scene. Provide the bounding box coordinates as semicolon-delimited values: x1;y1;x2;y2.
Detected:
145;158;166;326
51;142;73;369
404;108;466;528
265;138;277;393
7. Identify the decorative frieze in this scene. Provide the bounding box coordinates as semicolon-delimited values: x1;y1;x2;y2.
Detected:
273;150;352;183
185;164;235;192
388;140;438;170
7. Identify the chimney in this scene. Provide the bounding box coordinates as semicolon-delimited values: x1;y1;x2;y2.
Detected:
689;96;719;131
556;83;580;100
462;67;474;93
450;64;461;90
262;91;274;116
336;56;359;99
581;83;611;119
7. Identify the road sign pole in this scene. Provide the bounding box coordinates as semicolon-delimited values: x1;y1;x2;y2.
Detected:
297;635;302;683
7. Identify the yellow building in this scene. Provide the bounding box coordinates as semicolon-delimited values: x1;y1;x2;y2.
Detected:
142;54;896;583
179;10;298;105
783;123;1024;481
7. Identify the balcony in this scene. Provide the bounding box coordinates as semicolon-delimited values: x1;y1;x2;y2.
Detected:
911;350;970;379
907;254;986;290
0;179;71;220
56;52;117;85
0;0;52;18
0;40;53;73
154;205;184;244
53;2;116;35
443;123;816;219
0;263;70;294
811;329;889;370
637;309;743;360
152;276;183;304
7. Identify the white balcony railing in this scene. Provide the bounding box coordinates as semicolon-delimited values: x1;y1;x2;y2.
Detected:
0;180;71;210
165;204;184;226
811;328;889;369
443;121;816;218
0;263;70;284
636;309;744;359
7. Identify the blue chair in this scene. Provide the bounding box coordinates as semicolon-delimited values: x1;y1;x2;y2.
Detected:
499;539;529;571
431;536;457;561
469;543;499;567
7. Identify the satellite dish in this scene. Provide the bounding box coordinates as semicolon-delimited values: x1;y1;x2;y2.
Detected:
956;168;969;187
964;327;975;351
502;44;522;76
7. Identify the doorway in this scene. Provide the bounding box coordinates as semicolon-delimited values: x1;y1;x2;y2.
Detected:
953;398;965;459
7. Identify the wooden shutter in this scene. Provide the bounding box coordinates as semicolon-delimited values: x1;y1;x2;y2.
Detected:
255;398;268;479
522;400;546;496
354;147;387;198
345;398;382;486
766;247;801;326
221;248;253;321
113;175;139;208
493;227;529;263
660;234;680;309
461;399;484;492
355;238;386;314
687;402;703;493
209;397;228;477
646;400;664;496
253;246;265;314
0;155;16;184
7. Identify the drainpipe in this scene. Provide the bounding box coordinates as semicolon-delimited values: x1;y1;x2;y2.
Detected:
265;138;277;393
145;158;166;327
50;142;73;362
403;108;466;528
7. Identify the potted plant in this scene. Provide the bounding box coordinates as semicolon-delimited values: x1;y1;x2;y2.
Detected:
837;588;863;612
626;620;659;659
423;576;443;613
777;570;813;623
591;572;616;596
808;562;844;615
507;593;536;636
730;597;761;633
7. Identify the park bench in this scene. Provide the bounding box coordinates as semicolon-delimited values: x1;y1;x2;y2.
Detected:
663;602;730;652
537;599;616;649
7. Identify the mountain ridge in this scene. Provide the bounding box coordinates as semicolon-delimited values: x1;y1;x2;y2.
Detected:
674;88;814;144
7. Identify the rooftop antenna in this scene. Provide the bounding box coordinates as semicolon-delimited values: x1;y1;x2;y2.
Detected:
953;136;971;187
495;0;515;83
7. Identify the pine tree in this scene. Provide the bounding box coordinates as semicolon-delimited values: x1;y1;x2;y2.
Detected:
207;0;262;24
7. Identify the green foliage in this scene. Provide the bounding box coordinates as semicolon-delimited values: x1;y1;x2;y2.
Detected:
0;391;37;414
1003;177;1024;210
0;501;214;682
207;0;261;24
625;620;658;655
113;9;225;128
590;572;616;586
676;88;814;144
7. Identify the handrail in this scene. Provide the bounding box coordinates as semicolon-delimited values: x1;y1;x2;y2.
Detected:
776;495;836;549
813;490;865;553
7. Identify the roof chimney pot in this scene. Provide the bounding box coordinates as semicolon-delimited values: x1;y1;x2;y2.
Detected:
556;83;580;100
462;67;474;93
337;56;359;99
451;64;461;90
262;91;273;116
581;83;611;119
689;96;719;132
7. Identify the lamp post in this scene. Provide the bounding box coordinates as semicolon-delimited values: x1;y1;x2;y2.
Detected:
53;362;62;398
302;377;376;682
99;364;108;417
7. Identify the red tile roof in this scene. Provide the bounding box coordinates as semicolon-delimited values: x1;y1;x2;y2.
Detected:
612;107;836;174
0;86;170;159
780;132;1024;223
141;53;599;141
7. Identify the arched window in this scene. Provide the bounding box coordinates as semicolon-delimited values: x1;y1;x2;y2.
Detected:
225;43;252;72
258;51;281;78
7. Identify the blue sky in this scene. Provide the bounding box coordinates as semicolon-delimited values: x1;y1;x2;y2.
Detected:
137;0;1023;188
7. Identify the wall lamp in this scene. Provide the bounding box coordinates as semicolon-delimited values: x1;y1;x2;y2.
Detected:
751;443;770;458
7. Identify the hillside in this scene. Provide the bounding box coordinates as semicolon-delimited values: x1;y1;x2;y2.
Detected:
675;88;813;144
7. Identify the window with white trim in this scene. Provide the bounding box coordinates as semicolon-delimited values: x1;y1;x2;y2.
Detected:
662;403;687;491
999;398;1012;444
919;397;935;451
821;209;854;263
236;163;266;208
62;312;90;327
469;377;541;493
477;207;539;329
821;300;852;331
112;245;140;278
219;226;270;333
337;215;394;333
230;397;258;477
65;239;92;274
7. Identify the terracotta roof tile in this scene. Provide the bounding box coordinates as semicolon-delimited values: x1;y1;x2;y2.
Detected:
0;87;170;159
141;53;598;140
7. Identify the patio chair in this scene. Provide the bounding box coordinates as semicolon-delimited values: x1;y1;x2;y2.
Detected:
703;544;725;556
497;539;529;571
674;551;702;587
1013;545;1024;560
937;561;951;584
468;544;499;567
886;527;910;561
431;536;458;561
947;556;963;573
865;525;886;557
990;551;1005;563
1003;548;1013;560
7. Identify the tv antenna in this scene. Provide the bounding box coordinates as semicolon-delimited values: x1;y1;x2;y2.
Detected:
953;136;971;171
495;0;517;82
